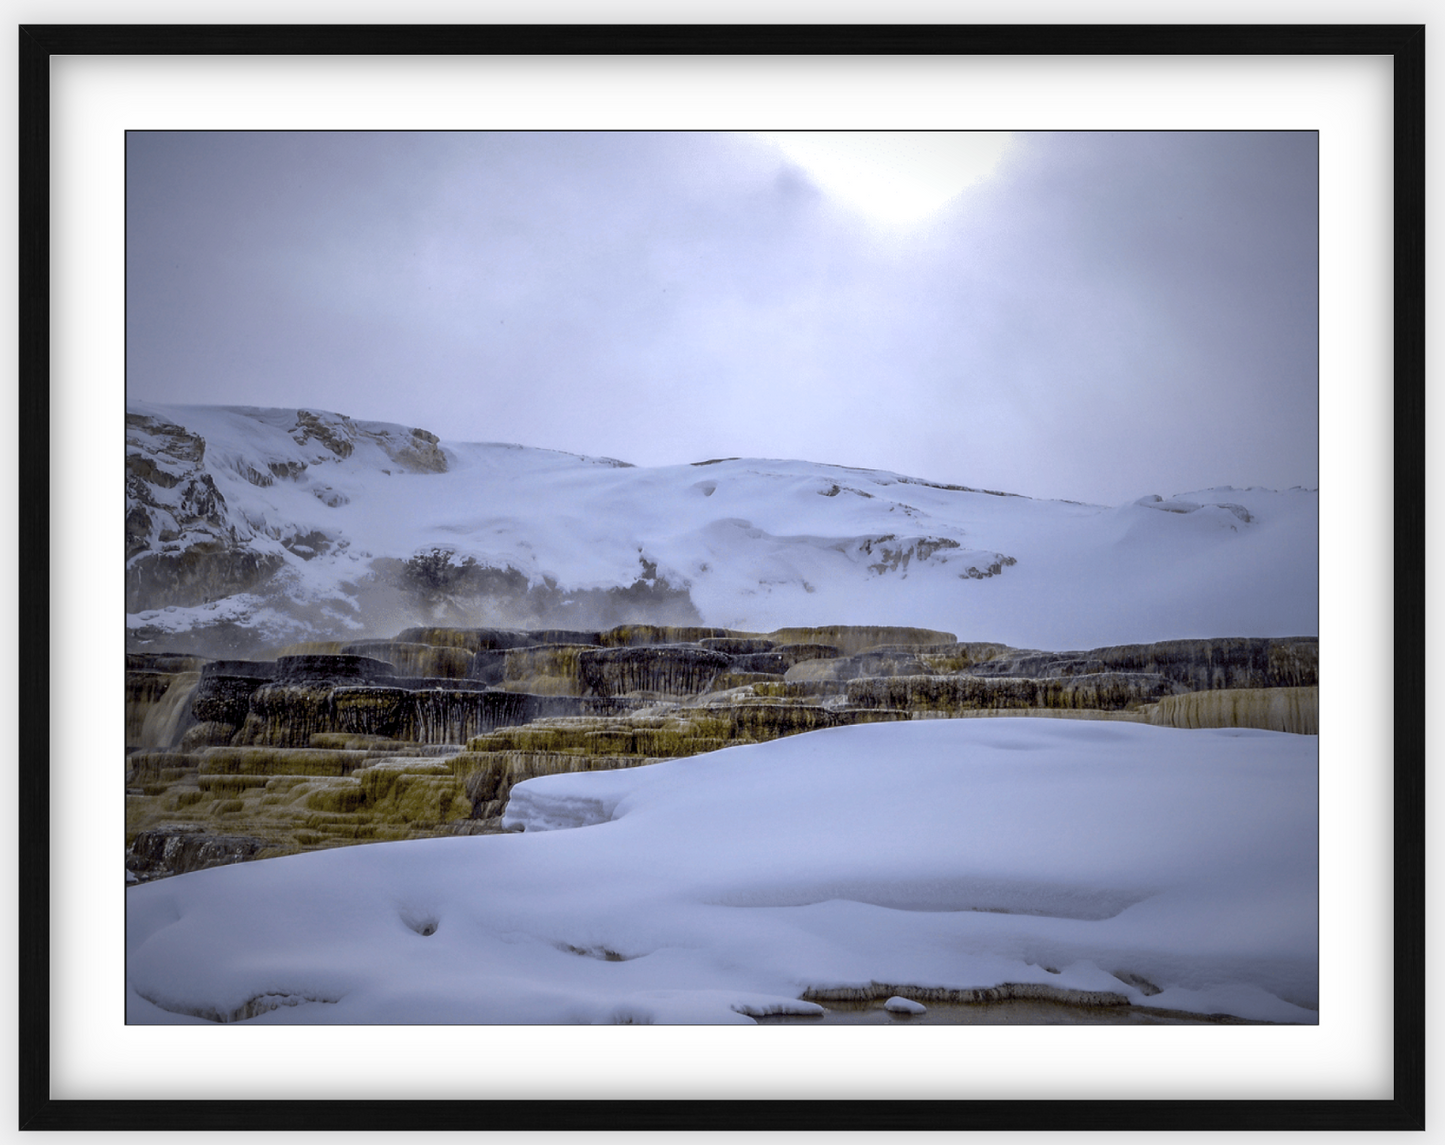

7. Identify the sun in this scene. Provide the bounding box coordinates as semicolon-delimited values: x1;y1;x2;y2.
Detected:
752;131;1013;228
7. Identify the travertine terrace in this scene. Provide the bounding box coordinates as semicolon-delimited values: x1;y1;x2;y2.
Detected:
127;624;1317;882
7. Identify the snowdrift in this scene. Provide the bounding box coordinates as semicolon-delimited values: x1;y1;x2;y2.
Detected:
126;718;1318;1025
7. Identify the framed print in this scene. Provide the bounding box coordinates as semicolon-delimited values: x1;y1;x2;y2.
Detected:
20;24;1423;1133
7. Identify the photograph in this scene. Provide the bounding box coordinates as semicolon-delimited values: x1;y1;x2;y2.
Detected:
20;24;1420;1133
123;128;1321;1028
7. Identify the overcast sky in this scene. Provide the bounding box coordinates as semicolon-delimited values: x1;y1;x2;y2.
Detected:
126;130;1317;506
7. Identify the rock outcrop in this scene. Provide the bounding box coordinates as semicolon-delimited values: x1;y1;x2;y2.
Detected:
125;412;287;612
125;406;468;623
126;825;271;883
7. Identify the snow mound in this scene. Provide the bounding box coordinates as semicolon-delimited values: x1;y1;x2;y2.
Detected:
885;996;928;1014
126;718;1317;1025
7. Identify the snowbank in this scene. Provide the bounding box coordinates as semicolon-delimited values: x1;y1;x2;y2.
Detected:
126;718;1317;1025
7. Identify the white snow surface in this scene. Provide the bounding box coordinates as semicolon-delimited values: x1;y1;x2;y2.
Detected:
885;996;929;1014
126;403;1318;648
126;719;1318;1025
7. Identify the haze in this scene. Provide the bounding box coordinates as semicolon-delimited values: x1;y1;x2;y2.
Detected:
126;130;1317;506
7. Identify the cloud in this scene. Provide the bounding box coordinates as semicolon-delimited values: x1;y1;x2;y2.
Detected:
127;130;1317;505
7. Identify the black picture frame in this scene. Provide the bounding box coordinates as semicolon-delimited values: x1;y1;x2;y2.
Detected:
19;23;1424;1133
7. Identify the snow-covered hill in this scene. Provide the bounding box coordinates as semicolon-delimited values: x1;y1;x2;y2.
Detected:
126;403;1318;654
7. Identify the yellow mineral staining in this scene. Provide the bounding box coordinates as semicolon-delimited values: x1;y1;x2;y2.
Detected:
917;643;1016;674
465;712;733;757
515;675;586;697
750;680;842;700
597;624;729;647
843;673;1183;715
502;645;591;695
127;751;191;779
179;721;239;751
300;780;368;815
466;717;633;756
127;740;474;858
727;702;835;739
356;759;471;822
783;659;846;683
629;722;731;758
394;627;534;652
911;708;1147;724
707;671;784;692
765;626;957;657
198;746;367;777
308;732;415;752
341;641;475;679
452;750;657;818
835;707;913;726
234;684;336;747
451;699;881;808
1144;686;1318;735
700;637;778;655
273;641;346;657
773;643;843;666
709;630;771;645
197;773;273;796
